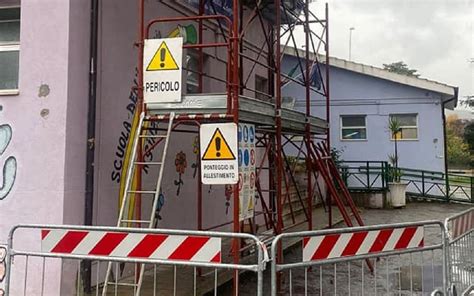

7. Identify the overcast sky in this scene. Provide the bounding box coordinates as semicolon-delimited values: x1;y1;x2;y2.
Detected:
306;0;473;110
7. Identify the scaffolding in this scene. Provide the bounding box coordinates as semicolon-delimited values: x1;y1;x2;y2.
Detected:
112;0;366;293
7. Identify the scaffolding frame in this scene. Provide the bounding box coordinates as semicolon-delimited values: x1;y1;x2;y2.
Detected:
126;0;363;293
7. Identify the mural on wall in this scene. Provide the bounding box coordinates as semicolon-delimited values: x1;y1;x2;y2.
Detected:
154;192;165;227
111;67;162;221
111;67;139;184
174;151;187;196
191;136;199;178
111;24;199;219
0;245;6;295
167;24;197;45
0;124;17;200
177;0;233;21
282;62;322;90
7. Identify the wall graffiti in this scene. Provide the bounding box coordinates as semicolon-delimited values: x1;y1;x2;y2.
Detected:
110;68;160;184
111;25;197;185
0;124;17;200
111;68;139;183
111;23;199;221
0;245;6;295
111;68;161;221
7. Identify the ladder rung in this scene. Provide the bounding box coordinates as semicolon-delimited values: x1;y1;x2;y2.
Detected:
127;190;157;194
113;282;139;287
120;220;150;224
139;135;167;138
134;161;162;165
318;156;332;160
105;112;175;294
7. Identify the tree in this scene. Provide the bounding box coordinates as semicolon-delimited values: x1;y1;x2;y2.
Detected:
464;122;474;165
446;118;472;168
383;61;420;77
387;118;402;182
460;95;474;109
446;114;468;137
446;129;471;168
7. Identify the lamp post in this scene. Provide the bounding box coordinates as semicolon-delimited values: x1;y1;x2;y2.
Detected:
349;27;355;61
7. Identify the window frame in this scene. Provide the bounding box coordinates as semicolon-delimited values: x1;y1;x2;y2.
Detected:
0;5;21;95
389;113;419;141
184;48;208;94
340;115;368;141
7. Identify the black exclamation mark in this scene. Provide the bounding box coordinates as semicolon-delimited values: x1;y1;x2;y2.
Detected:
215;137;221;158
160;48;166;68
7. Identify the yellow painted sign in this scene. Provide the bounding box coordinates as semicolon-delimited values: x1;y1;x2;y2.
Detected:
146;41;180;71
202;129;236;160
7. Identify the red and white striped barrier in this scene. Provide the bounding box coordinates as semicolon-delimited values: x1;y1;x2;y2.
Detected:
451;210;474;239
303;226;424;261
41;229;221;263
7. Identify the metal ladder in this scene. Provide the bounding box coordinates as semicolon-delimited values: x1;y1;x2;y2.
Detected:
308;141;374;273
102;111;175;296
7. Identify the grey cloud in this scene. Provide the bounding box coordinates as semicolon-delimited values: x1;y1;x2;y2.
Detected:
307;0;473;102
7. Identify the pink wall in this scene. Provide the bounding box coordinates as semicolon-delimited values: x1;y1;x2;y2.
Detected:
1;0;271;293
0;0;91;294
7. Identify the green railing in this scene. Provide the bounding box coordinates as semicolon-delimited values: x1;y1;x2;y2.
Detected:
339;161;389;191
339;161;473;204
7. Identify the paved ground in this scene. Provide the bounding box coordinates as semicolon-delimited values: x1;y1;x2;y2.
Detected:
224;201;472;296
360;202;471;227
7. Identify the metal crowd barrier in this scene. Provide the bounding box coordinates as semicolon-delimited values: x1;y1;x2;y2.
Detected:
271;220;448;295
461;284;474;296
445;208;474;295
3;209;473;295
4;224;267;296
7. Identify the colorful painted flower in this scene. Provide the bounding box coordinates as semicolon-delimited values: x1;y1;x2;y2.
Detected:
175;151;187;174
174;151;187;196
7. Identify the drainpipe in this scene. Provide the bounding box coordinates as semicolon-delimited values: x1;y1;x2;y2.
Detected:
82;0;99;292
441;87;458;202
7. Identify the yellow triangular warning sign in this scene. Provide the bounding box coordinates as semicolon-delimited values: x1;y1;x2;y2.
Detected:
146;41;180;71
202;128;236;160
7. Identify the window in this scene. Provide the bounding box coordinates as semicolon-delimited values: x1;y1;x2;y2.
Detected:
0;7;20;92
255;75;269;101
389;114;418;140
340;115;367;140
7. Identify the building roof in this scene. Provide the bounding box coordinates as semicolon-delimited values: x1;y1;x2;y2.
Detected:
283;46;458;106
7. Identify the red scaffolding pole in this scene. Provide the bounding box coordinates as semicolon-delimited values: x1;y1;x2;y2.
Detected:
129;0;348;293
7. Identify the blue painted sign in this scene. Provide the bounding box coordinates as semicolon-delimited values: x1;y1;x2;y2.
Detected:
238;123;256;221
243;125;249;143
249;125;255;144
179;0;233;21
243;149;250;167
